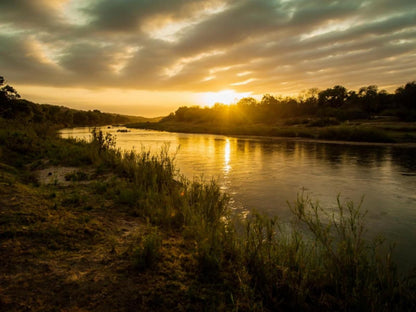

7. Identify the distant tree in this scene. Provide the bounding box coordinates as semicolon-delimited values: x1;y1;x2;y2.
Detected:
377;90;394;112
236;97;257;108
73;111;89;125
394;81;416;120
260;94;282;121
0;76;20;102
298;88;320;115
318;85;348;108
358;85;379;114
395;81;416;110
260;94;279;107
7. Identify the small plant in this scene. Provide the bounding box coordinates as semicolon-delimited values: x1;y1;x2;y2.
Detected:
91;128;116;152
133;228;162;271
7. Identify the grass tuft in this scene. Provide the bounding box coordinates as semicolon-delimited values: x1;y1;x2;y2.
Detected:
133;227;162;270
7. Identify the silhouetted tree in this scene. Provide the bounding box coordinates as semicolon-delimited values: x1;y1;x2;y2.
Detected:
318;85;348;108
0;76;20;103
357;85;380;114
394;81;416;120
395;81;416;110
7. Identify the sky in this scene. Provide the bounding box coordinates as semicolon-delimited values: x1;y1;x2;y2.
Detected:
0;0;415;117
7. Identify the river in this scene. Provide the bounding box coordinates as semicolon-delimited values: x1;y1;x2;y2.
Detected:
60;126;416;270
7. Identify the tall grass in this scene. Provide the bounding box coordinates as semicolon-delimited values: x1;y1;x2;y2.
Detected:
236;196;413;310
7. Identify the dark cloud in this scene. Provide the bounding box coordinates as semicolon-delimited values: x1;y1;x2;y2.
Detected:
288;0;362;28
0;0;60;29
174;0;285;55
59;41;117;76
84;0;224;32
0;34;67;85
0;0;415;95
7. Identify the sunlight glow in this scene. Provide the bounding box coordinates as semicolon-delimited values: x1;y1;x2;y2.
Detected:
230;78;257;86
198;90;252;106
17;85;201;117
237;71;252;77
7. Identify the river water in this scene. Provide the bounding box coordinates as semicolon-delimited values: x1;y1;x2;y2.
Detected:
60;126;416;270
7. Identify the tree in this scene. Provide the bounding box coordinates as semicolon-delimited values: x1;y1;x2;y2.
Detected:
236;97;257;108
395;81;416;110
298;88;320;115
318;85;348;108
358;85;379;114
0;76;20;102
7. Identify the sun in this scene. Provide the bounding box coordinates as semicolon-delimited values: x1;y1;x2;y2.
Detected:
198;89;251;107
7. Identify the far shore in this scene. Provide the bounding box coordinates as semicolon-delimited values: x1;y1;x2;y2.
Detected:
126;118;416;146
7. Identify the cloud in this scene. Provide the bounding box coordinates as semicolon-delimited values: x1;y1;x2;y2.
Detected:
1;0;415;96
84;0;226;33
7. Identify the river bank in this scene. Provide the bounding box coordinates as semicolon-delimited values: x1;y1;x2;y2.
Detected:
1;120;415;311
127;118;416;144
0;122;233;311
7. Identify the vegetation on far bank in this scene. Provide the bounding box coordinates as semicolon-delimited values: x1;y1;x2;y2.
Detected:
1;121;415;310
128;80;416;143
0;75;159;129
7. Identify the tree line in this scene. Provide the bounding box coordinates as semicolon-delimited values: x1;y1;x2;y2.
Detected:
0;76;133;127
162;80;416;124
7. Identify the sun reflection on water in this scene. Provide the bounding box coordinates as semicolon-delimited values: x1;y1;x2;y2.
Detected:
224;138;231;173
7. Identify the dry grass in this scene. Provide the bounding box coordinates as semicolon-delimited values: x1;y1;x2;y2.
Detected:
0;167;205;311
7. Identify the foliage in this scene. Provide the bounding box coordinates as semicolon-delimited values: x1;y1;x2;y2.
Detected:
0;75;20;103
0;75;137;127
318;85;348;108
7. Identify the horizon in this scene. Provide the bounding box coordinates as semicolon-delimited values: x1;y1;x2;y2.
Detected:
1;0;415;117
10;78;415;118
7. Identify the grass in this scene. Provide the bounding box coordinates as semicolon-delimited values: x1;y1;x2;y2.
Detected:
0;120;415;311
133;227;163;270
316;125;395;142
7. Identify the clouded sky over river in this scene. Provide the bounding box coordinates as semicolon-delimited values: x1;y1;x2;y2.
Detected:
1;0;415;116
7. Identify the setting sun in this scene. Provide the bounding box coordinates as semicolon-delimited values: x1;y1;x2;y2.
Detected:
198;89;252;107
